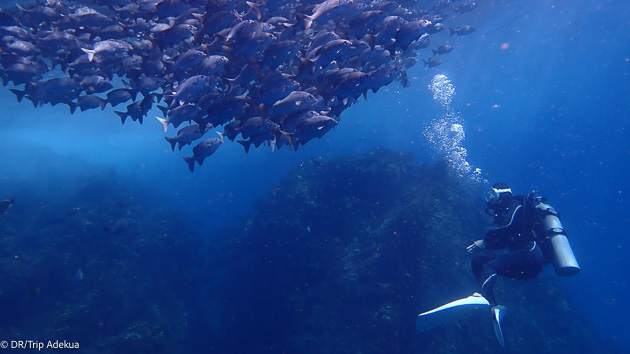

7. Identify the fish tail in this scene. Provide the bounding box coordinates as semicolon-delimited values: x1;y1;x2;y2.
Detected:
164;137;177;151
304;15;314;30
449;28;455;37
81;48;96;62
155;116;169;133
245;1;262;20
183;156;195;173
216;131;225;142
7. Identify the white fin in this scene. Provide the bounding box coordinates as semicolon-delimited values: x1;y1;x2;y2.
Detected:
155;116;169;133
81;48;96;62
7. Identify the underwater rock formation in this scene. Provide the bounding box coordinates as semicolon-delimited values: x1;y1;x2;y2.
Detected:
0;147;615;352
0;169;207;353
209;147;610;353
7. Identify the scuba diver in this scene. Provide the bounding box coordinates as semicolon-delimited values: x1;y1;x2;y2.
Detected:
416;183;580;346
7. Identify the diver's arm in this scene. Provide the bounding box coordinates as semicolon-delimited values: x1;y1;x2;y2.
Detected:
482;228;509;250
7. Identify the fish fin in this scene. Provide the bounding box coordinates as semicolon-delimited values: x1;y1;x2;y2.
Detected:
155;116;169;133
9;88;26;103
183;156;195;173
114;111;127;125
304;14;314;30
68;102;77;114
81;48;96;62
164;137;177;151
245;1;262;20
29;96;40;107
15;3;26;15
216;131;225;142
268;136;276;152
280;130;294;150
237;140;252;154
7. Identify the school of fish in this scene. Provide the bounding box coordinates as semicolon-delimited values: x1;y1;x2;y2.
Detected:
0;0;476;172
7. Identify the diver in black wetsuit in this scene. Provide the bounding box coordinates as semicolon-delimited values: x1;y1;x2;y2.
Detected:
417;183;580;346
466;182;550;346
466;182;547;307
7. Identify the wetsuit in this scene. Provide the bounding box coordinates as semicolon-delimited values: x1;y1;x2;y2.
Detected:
472;196;548;305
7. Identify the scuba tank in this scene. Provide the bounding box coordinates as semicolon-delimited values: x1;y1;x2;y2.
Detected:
528;192;580;276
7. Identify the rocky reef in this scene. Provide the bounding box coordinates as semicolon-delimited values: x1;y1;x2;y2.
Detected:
208;147;609;353
0;169;205;353
0;147;614;353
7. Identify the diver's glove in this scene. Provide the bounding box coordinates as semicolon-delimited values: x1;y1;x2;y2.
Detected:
467;240;486;253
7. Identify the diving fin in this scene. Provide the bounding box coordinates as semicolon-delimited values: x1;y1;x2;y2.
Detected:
491;305;507;347
416;292;490;332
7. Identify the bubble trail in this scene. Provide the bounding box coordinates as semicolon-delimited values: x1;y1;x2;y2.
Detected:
424;74;484;183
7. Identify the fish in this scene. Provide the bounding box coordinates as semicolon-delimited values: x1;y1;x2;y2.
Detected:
450;25;476;37
0;0;480;170
106;88;136;107
423;56;442;68
81;39;134;62
292;115;338;147
432;44;454;56
454;1;477;14
270;91;318;117
183;137;223;173
0;197;14;214
164;123;211;151
304;0;354;30
155;104;202;132
172;75;217;106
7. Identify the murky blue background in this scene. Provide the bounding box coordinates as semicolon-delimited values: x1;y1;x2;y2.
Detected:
1;0;628;350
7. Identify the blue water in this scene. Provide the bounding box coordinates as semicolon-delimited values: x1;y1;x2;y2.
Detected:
1;0;628;351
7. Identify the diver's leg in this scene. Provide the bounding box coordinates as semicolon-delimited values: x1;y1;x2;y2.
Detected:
495;242;545;280
472;256;499;305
